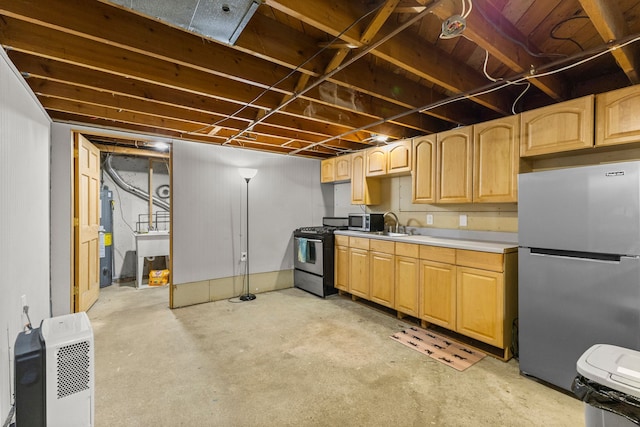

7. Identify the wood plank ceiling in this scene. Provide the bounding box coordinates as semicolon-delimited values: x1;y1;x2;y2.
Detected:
1;0;639;158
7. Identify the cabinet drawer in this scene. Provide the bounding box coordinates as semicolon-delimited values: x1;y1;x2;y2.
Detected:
349;237;370;250
396;242;419;258
419;245;455;264
335;235;349;246
370;239;394;254
456;250;503;272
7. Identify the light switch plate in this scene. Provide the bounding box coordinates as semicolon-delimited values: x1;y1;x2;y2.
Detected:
459;214;467;227
426;214;433;225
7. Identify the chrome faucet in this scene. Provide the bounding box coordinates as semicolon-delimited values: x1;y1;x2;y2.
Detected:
384;211;400;233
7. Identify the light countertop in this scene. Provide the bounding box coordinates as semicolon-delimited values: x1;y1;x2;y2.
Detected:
335;230;517;254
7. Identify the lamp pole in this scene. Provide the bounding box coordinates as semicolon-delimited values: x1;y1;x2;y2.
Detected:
238;168;257;301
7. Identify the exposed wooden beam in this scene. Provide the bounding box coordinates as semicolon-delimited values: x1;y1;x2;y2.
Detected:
253;0;409;145
1;0;456;131
4;33;411;143
429;0;568;100
241;7;480;124
93;144;170;159
264;0;513;114
578;0;640;84
45;98;341;155
360;0;401;45
40;96;297;145
0;0;298;92
0;9;430;138
28;78;369;149
393;7;427;13
51;111;334;158
9;51;367;143
0;17;285;106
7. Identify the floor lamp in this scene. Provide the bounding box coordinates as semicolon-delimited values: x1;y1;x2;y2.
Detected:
239;168;258;301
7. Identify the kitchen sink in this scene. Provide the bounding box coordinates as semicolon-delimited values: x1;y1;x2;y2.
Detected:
372;231;409;237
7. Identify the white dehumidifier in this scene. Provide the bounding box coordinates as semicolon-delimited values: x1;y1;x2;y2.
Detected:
14;312;94;426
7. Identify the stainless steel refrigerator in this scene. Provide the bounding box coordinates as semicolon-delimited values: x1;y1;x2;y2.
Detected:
519;162;640;392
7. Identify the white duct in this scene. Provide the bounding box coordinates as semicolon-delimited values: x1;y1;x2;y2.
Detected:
104;154;170;211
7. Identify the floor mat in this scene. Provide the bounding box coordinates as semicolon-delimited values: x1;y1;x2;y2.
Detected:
391;326;486;371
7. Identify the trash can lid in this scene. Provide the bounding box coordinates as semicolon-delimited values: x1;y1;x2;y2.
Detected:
577;344;640;399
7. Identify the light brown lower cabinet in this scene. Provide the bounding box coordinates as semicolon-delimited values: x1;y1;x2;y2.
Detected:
419;260;456;330
348;237;370;298
369;240;395;308
334;244;349;292
456;267;504;347
348;247;369;298
334;235;518;358
394;243;420;317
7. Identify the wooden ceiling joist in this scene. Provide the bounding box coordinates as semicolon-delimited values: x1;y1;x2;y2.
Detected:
265;0;514;114
240;5;487;124
430;0;569;101
578;0;640;84
1;0;638;159
0;0;448;136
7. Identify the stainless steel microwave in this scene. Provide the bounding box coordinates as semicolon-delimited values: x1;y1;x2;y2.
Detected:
348;213;385;232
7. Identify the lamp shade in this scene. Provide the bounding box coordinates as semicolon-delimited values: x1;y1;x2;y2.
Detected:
238;168;258;180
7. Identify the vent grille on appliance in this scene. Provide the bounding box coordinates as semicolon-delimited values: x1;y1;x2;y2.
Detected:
56;341;91;399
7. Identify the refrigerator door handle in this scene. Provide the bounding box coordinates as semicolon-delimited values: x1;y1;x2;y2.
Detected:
529;248;626;263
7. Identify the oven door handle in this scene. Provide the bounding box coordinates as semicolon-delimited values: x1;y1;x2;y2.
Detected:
295;237;323;244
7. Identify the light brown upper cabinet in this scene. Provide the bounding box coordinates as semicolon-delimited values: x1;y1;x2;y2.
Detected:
320;158;335;183
387;140;412;174
520;95;594;157
365;146;387;177
412;135;437;203
351;151;380;205
473;115;519;203
596;85;640;147
437;126;473;203
365;140;412;178
321;155;351;183
335;154;351;181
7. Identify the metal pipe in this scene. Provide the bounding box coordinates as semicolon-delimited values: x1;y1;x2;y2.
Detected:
290;32;640;155
222;2;437;147
103;154;170;212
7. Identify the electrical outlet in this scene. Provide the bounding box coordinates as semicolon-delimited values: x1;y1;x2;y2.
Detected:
426;214;433;225
21;294;27;309
459;214;468;227
240;252;247;261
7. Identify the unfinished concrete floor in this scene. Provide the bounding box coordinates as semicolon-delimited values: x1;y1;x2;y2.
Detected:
88;284;584;426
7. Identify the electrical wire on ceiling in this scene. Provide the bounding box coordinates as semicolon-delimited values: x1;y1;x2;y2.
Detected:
472;1;565;58
550;15;589;52
184;1;388;137
289;33;640;155
483;49;501;82
440;0;472;39
482;48;530;115
510;82;530;115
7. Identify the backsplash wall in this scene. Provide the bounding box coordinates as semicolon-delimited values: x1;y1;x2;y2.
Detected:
334;175;518;232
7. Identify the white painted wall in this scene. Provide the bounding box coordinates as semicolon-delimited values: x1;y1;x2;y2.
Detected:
50;124;73;316
173;140;333;285
0;50;51;421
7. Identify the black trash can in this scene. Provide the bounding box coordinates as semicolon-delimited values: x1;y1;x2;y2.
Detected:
572;344;640;427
